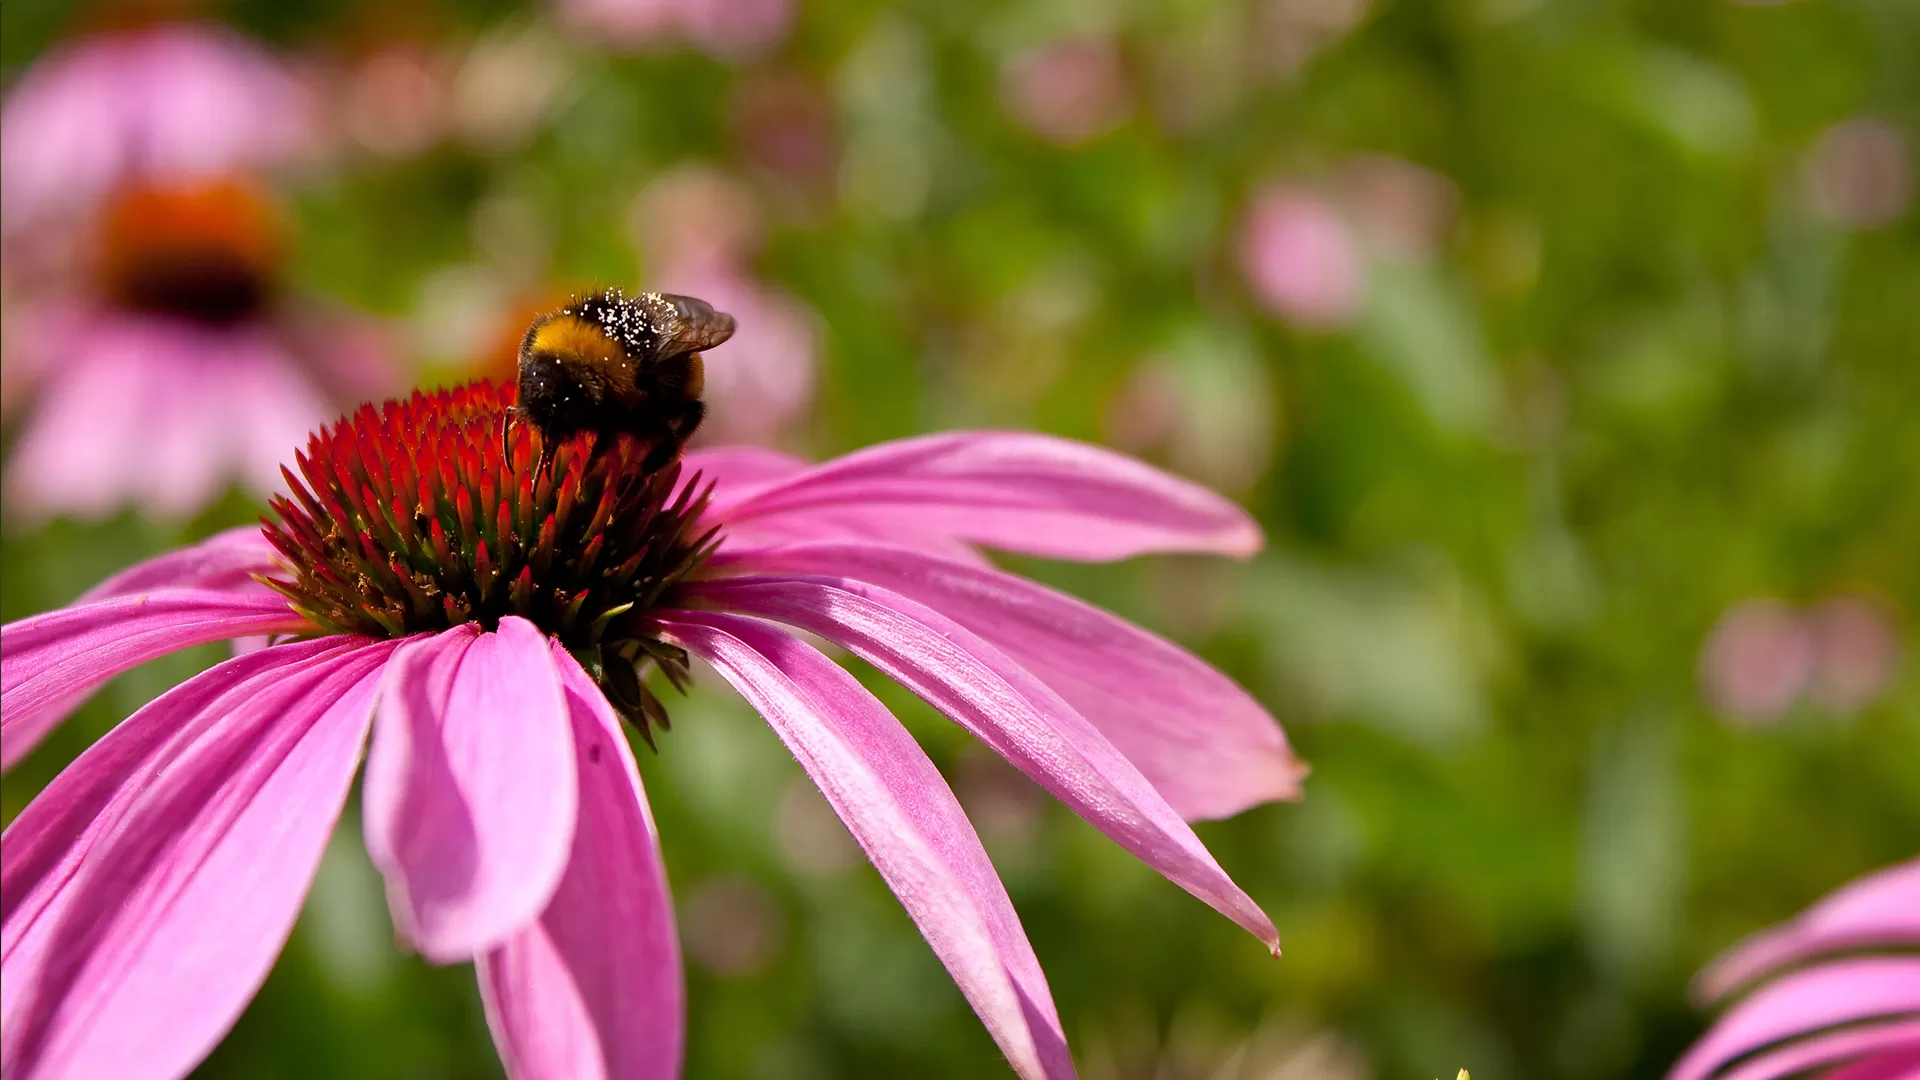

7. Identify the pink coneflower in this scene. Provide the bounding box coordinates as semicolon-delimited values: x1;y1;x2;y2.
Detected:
0;22;316;238
1672;858;1920;1080
1699;599;1818;725
2;177;395;522
1001;37;1134;148
0;381;1304;1079
1239;185;1365;331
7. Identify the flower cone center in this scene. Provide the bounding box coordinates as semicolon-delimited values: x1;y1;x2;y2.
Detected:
94;177;282;325
262;382;715;740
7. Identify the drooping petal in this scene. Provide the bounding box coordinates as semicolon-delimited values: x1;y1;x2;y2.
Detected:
362;617;577;962
1696;858;1920;1002
708;431;1262;561
0;639;390;1080
78;526;283;602
694;574;1279;950
1820;1047;1920;1080
3;638;353;962
477;643;682;1080
1668;958;1920;1080
1713;1021;1920;1080
1;590;310;771
711;543;1304;820
657;611;1076;1080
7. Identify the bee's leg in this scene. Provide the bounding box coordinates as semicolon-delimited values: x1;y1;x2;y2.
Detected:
499;408;515;468
638;438;675;474
637;401;703;473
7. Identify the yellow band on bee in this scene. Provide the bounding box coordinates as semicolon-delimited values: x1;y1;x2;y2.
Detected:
529;314;623;367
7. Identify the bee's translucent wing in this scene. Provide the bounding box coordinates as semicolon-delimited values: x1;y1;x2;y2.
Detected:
656;294;737;357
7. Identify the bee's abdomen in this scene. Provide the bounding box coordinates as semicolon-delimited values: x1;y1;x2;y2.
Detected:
517;352;606;441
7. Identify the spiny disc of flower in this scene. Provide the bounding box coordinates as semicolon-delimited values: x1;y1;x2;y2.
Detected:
259;381;715;743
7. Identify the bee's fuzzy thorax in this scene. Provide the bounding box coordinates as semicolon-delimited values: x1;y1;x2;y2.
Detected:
526;313;625;370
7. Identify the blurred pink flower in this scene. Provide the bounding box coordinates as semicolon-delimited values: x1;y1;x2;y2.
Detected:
0;382;1303;1079
1254;0;1370;80
1002;38;1134;147
0;24;317;238
324;23;572;160
1803;118;1912;230
1240;186;1365;330
1806;596;1902;715
632;165;762;276
773;777;863;879
1699;599;1817;725
1672;858;1920;1080
1337;154;1459;263
2;178;396;522
658;269;818;446
558;0;794;60
333;43;449;159
1103;362;1274;495
681;876;785;976
729;70;838;194
632;166;820;444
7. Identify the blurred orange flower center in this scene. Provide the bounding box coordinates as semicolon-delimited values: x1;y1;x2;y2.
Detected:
93;177;284;325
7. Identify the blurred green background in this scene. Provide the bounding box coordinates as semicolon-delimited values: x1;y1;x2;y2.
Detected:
2;0;1916;1077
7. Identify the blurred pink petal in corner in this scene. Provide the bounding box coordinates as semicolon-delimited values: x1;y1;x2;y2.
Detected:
1672;858;1920;1080
0;23;318;238
1240;186;1365;331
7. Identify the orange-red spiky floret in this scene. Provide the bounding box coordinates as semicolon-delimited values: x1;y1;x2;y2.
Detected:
260;380;714;741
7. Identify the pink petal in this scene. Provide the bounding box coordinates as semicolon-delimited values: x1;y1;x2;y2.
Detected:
1698;858;1920;1002
1821;1047;1920;1080
216;332;334;501
78;527;282;602
1668;958;1920;1080
657;611;1076;1080
3;318;165;521
1713;1020;1920;1080
717;512;993;567
0;639;390;1080
1;590;311;772
710;543;1304;820
362;617;578;961
3;638;353;966
694;574;1279;950
709;431;1262;562
476;643;683;1080
680;445;807;495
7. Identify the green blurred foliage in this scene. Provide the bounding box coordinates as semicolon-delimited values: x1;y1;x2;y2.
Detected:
2;0;1917;1078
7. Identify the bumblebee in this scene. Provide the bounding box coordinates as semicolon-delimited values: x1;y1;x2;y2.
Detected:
510;289;736;473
